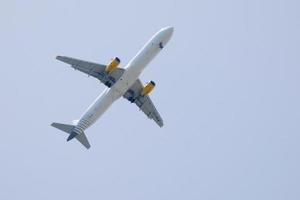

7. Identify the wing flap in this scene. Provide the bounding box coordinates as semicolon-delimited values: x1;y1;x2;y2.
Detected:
56;56;105;76
137;95;164;127
56;56;125;87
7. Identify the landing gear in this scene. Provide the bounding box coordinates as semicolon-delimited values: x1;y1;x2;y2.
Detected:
105;82;112;87
128;97;135;103
126;89;136;103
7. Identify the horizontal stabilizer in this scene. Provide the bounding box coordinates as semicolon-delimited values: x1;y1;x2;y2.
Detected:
75;132;91;149
51;122;91;149
51;122;74;133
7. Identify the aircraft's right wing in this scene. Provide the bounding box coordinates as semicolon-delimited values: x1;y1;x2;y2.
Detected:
56;56;124;87
123;79;164;127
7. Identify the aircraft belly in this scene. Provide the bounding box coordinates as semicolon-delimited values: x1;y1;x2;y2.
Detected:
126;43;160;74
77;88;120;130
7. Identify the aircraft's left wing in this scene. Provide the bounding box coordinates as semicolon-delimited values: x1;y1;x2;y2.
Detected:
56;56;124;87
123;79;164;127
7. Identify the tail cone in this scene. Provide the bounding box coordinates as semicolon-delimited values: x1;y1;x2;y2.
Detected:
67;132;78;141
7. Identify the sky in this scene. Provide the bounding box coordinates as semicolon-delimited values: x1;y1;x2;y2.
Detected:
0;0;299;199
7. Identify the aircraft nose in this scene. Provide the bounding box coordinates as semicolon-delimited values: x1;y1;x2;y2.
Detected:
162;26;174;37
166;26;174;33
159;26;174;45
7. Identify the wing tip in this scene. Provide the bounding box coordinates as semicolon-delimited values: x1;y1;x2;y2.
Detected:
56;55;63;60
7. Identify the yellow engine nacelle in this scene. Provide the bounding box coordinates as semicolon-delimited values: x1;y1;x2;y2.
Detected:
141;81;156;96
105;57;120;73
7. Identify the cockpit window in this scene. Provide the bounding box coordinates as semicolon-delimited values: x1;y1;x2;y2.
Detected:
159;42;164;49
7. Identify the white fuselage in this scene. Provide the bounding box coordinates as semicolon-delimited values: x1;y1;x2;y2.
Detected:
73;27;173;134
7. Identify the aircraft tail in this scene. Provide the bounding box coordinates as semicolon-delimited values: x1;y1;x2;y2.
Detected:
51;122;91;149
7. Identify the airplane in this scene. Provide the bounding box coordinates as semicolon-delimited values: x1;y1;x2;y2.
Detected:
51;26;174;149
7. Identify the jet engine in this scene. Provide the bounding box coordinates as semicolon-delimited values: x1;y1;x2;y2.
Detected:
141;81;155;96
105;57;120;73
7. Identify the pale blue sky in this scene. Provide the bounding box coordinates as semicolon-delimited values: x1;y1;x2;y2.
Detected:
0;0;299;199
